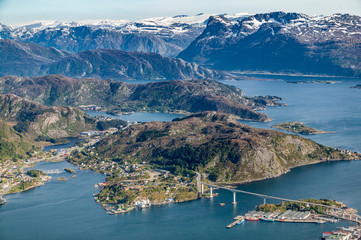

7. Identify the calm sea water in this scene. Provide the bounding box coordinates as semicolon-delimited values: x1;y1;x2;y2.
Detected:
1;77;361;240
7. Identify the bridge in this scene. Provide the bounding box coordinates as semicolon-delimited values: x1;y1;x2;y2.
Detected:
199;180;361;224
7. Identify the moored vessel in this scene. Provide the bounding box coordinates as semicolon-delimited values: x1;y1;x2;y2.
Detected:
260;217;275;222
237;217;245;225
245;216;259;221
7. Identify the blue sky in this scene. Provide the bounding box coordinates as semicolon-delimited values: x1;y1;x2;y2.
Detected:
0;0;360;25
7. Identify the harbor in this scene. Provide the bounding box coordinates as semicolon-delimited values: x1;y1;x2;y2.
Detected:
225;209;334;228
224;208;361;239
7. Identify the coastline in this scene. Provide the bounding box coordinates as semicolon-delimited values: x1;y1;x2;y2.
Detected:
93;157;360;215
214;158;361;186
2;176;52;197
230;71;357;79
0;152;72;202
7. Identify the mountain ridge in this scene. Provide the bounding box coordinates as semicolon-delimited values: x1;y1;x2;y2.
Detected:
0;39;231;80
0;13;249;57
0;75;283;122
178;11;361;77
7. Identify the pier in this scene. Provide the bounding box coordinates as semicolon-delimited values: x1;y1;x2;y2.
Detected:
226;216;245;228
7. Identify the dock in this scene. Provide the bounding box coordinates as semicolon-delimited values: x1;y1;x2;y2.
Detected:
274;219;318;223
226;220;241;228
227;216;245;228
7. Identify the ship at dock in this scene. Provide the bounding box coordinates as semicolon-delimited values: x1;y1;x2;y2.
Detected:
260;218;275;222
245;216;259;221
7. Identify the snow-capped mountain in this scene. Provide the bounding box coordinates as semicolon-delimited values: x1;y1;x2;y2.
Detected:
0;14;244;57
178;12;361;77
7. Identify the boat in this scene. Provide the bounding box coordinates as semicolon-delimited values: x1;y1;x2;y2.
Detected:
245;216;259;221
237;217;245;225
260;217;275;222
0;198;6;205
219;203;226;207
316;220;326;224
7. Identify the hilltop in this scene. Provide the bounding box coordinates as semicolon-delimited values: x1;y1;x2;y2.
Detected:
0;94;96;141
178;12;361;77
94;112;360;183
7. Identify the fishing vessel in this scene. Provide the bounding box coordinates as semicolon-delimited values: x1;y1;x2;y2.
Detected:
245;216;259;221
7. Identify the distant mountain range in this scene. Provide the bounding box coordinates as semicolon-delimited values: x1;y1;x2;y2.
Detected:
1;11;360;78
0;14;245;57
0;39;231;80
0;75;283;122
178;12;361;77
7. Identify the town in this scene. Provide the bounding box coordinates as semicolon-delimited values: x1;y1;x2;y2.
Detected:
0;155;51;204
68;146;199;214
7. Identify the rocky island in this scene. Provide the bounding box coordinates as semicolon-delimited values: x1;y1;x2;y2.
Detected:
64;168;76;174
272;122;333;135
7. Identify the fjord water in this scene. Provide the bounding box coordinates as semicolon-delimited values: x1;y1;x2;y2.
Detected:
1;78;361;240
